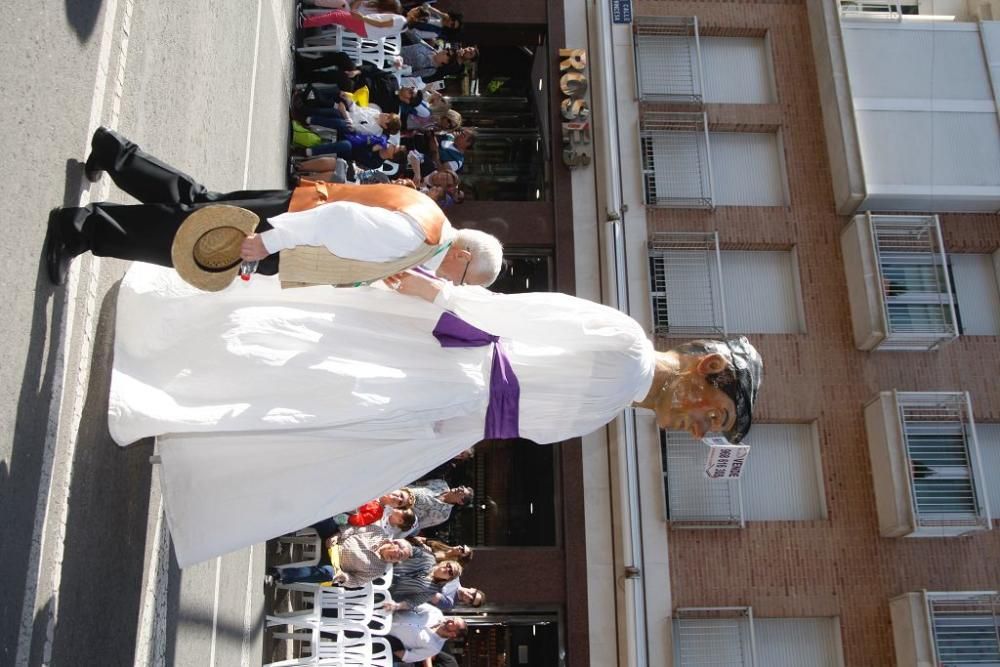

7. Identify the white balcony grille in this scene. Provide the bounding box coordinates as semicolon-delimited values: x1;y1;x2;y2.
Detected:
648;232;727;336
674;607;757;667
927;592;1000;665
633;16;705;103
840;1;904;21
640;111;715;208
896;392;992;532
868;214;959;351
662;431;743;528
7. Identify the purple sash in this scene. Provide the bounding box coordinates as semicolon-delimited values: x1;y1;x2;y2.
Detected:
432;311;520;439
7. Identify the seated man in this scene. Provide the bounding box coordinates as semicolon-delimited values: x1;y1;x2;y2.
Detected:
268;524;412;587
45;127;503;288
408;481;472;531
388;603;466;664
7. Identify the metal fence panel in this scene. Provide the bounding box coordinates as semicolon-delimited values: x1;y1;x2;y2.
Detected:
648;232;726;335
928;593;1000;665
634;16;703;103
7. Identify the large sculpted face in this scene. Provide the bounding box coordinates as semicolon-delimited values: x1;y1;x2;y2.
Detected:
653;352;738;439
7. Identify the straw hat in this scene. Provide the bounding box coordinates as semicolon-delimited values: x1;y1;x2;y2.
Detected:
171;205;260;292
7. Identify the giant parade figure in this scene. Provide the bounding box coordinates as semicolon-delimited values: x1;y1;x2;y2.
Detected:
46;128;764;567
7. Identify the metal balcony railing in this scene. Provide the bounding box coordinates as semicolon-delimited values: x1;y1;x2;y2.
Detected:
896;392;992;533
840;1;904;21
633;16;705;103
867;214;959;350
640;111;715;208
927;592;1000;665
662;431;744;528
674;607;757;667
648;232;727;336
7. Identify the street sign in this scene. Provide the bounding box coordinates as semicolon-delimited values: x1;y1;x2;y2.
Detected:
702;436;751;480
611;0;632;24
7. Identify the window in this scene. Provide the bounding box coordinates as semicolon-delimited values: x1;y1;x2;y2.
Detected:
708;132;786;206
640;114;787;208
974;423;1000;518
699;36;776;104
633;17;776;104
673;608;843;667
720;250;802;333
445;41;551;201
435;438;557;547
864;391;992;537
634;16;704;103
840;213;959;351
891;592;1000;667
662;424;826;527
951;253;1000;335
640;112;714;208
648;237;803;335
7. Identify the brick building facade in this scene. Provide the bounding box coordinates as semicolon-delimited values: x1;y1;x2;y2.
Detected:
441;0;1000;664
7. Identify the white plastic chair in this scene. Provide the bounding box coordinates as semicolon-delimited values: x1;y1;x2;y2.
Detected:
368;636;394;667
321;629;373;666
267;585;322;628
265;627;373;667
370;565;393;591
317;585;376;629
299;27;362;63
355;32;403;70
276;529;322;570
367;589;393;635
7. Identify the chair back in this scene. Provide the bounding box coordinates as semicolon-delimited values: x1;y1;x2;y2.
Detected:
369;636;395;667
369;589;394;635
318;585;375;626
371;565;393;591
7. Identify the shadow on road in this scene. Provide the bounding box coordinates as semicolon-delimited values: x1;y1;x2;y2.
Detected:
47;282;157;665
0;160;82;665
65;0;104;42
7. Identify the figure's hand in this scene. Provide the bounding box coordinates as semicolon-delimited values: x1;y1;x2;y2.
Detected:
240;234;269;261
382;601;401;612
331;572;348;586
395;271;442;302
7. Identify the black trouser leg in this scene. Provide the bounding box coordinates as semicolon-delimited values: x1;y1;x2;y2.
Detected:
89;127;220;205
58;192;292;270
67;202;192;267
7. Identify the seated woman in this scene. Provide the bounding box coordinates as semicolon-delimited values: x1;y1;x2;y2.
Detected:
387;540;463;611
401;43;478;84
299;0;408;38
306;98;401;138
405;4;462;43
423;539;473;566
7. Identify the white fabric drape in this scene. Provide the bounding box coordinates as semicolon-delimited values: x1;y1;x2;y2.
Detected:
109;265;655;566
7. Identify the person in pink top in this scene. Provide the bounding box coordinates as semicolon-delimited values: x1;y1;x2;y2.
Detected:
299;0;408;38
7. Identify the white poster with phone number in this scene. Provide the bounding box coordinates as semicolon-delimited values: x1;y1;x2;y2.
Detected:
702;436;751;480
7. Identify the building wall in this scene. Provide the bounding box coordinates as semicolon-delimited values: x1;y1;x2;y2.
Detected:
632;1;1000;665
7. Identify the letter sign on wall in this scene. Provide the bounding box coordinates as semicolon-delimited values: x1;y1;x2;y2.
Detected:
559;48;592;168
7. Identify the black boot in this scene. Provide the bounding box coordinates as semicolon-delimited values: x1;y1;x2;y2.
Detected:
43;208;89;286
82;126;113;183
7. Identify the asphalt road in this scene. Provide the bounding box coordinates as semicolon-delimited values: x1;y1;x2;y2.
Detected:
0;1;294;664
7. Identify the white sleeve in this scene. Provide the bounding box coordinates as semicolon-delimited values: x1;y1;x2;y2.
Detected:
261;201;426;261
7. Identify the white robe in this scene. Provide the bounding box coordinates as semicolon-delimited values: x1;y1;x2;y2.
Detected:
109;265;655;566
